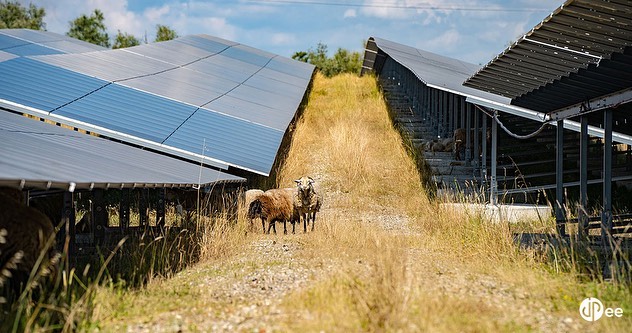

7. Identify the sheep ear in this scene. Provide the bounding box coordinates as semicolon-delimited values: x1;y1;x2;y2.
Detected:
294;179;301;184
308;178;315;184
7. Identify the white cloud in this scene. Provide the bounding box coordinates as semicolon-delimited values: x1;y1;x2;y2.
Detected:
344;9;357;18
270;32;296;46
422;29;461;51
361;0;410;19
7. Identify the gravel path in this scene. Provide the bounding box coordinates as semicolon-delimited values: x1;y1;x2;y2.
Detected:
118;206;587;332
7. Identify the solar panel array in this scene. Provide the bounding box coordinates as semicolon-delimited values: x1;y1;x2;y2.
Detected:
0;30;315;176
0;111;243;190
363;37;510;105
0;29;105;57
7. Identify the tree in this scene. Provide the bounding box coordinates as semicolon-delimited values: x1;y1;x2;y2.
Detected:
155;24;178;42
0;1;45;29
67;9;110;48
112;30;140;49
292;42;363;77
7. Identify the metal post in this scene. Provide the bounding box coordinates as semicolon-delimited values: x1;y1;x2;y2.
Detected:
93;189;107;244
432;89;438;137
157;188;166;228
555;120;566;237
490;111;498;205
579;115;589;240
481;113;488;185
602;109;613;249
139;189;148;228
119;188;130;232
61;191;75;256
473;105;480;170
465;103;472;166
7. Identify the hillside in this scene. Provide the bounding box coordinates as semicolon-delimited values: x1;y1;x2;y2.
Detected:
91;73;630;332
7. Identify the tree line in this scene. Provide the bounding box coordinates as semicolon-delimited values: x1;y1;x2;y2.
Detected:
0;1;177;48
1;1;363;76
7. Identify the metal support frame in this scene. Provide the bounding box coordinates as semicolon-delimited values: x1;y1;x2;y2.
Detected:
465;103;472;166
481;113;488;186
61;191;75;256
139;189;149;228
473;105;480;170
490;111;498;205
93;189;107;244
119;188;130;232
555;120;567;237
602;108;613;248
157;188;166;228
549;87;632;121
578;115;589;240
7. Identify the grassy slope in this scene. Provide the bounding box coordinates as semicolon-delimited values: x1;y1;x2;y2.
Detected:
91;73;630;332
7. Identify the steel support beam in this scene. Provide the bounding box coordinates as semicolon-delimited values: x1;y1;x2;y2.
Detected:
473;105;480;170
139;189;148;228
465;103;472;166
119;188;130;232
157;188;166;228
490;111;498;205
601;109;613;249
93;189;107;244
555;120;566;236
549;87;632;121
578;115;589;240
481;114;488;186
61;191;75;256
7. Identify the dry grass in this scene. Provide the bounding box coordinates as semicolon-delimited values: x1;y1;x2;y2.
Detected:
272;73;631;332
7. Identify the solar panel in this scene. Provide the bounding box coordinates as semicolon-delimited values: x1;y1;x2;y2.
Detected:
53;83;197;143
0;30;315;175
0;111;244;190
0;29;106;56
0;57;107;112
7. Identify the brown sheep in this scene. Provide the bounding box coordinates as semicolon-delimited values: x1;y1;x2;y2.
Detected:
244;189;265;232
248;188;299;234
453;128;491;160
0;187;57;300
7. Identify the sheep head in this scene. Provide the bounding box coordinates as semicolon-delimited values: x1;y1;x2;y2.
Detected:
294;177;315;204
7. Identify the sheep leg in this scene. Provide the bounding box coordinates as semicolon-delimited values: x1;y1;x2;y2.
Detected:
283;220;287;235
311;212;316;231
303;213;308;233
261;218;266;234
267;220;274;234
291;219;296;234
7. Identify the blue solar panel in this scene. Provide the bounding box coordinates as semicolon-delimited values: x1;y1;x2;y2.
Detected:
163;108;285;173
119;68;231;107
0;29;105;55
5;43;63;56
0;33;26;50
0;31;315;175
53;83;197;143
175;35;234;54
221;44;273;67
0;57;107;111
186;55;259;83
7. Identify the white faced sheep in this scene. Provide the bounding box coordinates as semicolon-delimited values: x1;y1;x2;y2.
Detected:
294;176;322;232
248;188;299;235
244;189;264;232
0;187;58;300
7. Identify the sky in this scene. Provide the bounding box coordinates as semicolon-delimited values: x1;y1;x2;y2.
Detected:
19;0;562;65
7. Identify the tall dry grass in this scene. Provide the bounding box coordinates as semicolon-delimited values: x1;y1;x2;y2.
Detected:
274;73;630;332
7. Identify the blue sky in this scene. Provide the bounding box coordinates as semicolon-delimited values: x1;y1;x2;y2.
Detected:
24;0;561;65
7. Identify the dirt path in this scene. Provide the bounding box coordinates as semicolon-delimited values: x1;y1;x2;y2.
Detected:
112;205;585;332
